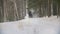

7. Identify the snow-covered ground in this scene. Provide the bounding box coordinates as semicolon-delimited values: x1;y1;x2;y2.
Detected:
0;16;60;34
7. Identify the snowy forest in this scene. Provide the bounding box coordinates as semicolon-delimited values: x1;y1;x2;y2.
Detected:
0;0;60;22
0;0;60;34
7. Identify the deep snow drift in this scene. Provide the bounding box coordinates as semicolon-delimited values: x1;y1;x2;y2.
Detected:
0;16;60;34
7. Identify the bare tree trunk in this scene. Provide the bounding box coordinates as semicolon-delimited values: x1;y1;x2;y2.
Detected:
57;4;58;18
0;0;4;22
48;0;51;17
22;0;26;19
58;5;60;16
39;5;43;17
3;0;7;22
14;0;19;20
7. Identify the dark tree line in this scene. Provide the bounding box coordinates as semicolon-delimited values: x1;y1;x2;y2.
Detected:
28;0;60;17
0;0;60;22
0;0;26;22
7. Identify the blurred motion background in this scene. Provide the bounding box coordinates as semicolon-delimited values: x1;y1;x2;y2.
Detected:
0;0;60;22
0;0;60;34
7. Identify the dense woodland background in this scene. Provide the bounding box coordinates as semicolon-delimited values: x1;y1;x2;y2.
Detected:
0;0;60;22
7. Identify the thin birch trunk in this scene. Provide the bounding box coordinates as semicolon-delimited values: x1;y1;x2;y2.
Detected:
57;4;58;18
3;0;7;22
14;0;19;20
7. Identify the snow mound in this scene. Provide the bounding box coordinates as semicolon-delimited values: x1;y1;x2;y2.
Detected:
24;14;29;19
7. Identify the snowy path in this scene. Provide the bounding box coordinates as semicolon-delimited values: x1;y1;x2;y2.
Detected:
0;16;60;34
